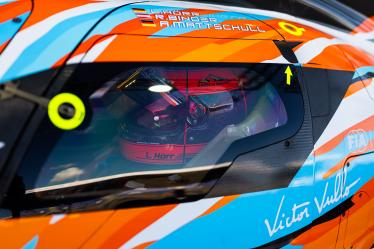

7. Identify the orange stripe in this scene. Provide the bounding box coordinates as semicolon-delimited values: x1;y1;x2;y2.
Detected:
307;45;354;72
291;211;340;245
200;195;240;217
174;34;279;62
0;40;9;53
292;178;374;247
315;115;374;156
21;0;92;29
344;80;366;98
98;205;177;249
0;1;30;24
133;241;156;249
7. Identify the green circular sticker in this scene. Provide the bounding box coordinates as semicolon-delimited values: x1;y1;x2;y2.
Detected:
48;93;86;130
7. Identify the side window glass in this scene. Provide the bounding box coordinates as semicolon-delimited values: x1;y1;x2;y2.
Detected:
4;63;303;217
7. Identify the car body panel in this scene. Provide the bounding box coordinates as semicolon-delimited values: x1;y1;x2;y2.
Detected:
0;210;113;249
0;1;373;249
0;0;32;54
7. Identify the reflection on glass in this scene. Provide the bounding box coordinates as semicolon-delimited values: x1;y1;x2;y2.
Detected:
27;66;289;192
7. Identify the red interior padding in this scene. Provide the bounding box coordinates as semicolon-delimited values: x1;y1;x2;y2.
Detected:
121;140;205;164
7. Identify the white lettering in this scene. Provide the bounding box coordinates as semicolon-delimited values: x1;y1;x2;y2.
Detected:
173;22;185;28
264;196;310;237
155;15;164;20
159;21;169;28
186;22;195;29
346;129;369;152
214;24;222;30
223;24;231;31
314;168;360;214
168;15;177;21
246;24;257;32
232;25;241;31
257;26;266;32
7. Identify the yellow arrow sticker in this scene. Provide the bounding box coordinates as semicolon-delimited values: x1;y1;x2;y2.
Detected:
278;22;305;36
48;93;86;130
285;66;293;85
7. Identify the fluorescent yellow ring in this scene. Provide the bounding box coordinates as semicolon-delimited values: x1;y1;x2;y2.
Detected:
48;93;86;130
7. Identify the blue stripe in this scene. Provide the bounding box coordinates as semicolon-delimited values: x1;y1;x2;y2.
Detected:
0;12;30;45
289;154;314;186
22;235;38;249
2;9;109;81
83;7;138;41
281;245;303;249
353;66;374;78
0;1;15;7
149;153;374;248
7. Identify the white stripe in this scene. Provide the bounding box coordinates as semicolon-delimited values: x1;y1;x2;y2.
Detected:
136;14;152;18
66;53;85;64
354;30;374;41
49;214;66;225
81;35;117;63
314;87;374;150
0;1;127;78
25;162;229;194
263;56;289;64
119;197;222;249
294;38;342;63
366;78;374;98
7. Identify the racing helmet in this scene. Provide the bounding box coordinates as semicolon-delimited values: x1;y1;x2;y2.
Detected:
119;66;287;165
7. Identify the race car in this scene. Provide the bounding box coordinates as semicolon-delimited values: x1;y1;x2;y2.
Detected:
0;0;373;248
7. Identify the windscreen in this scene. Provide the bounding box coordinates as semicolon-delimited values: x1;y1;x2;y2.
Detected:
5;63;303;215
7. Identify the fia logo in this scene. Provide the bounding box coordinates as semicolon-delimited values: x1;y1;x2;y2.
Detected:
346;129;370;153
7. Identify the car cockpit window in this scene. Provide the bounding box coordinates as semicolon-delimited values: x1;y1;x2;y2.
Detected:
4;63;303;217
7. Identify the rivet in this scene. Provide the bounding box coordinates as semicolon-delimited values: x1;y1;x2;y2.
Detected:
284;140;290;147
12;17;22;23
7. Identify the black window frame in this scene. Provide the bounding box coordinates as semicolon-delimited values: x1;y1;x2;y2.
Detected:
0;62;305;217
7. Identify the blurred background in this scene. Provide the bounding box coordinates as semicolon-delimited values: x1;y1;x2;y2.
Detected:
339;0;373;17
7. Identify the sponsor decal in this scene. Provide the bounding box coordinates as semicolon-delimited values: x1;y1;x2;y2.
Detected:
145;152;177;161
265;168;360;237
346;129;370;153
264;195;310;237
132;8;148;14
133;8;156;27
314;167;360;214
132;8;266;32
141;19;157;27
278;21;305;36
